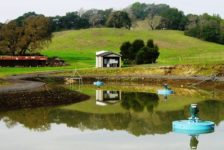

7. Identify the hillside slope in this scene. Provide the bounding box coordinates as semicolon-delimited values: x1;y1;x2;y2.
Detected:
42;28;224;67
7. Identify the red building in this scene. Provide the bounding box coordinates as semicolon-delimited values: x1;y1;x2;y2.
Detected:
0;56;48;67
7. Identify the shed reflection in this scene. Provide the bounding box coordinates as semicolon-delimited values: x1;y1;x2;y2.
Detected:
96;90;121;106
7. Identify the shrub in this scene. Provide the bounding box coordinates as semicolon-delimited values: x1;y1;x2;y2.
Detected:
129;39;145;60
120;41;132;64
120;39;160;65
136;49;145;64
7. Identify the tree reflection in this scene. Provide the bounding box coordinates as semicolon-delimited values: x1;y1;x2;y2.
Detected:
197;100;224;125
2;117;17;129
121;92;159;113
0;99;224;136
0;107;52;131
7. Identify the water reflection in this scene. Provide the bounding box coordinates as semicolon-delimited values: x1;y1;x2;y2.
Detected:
121;92;159;112
0;99;223;136
190;136;199;150
174;129;214;150
0;85;223;138
157;84;174;101
162;94;171;101
0;107;52;131
96;90;121;106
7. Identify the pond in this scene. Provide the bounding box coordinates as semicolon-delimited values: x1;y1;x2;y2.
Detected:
0;83;223;150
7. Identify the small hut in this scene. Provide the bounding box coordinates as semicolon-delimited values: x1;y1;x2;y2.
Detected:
96;51;121;68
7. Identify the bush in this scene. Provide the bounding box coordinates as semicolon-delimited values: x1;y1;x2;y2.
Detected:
120;39;160;65
151;45;160;63
147;39;154;48
129;39;145;60
120;41;132;64
136;49;145;64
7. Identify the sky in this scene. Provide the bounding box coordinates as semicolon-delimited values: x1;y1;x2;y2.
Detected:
0;0;224;22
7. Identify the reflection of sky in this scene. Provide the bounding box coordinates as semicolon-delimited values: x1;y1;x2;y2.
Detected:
0;121;223;150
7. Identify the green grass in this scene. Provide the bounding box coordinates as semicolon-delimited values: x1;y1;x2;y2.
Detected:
1;28;224;77
0;66;72;77
42;28;224;66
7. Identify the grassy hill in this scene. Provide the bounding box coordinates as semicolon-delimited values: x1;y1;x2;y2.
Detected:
1;28;224;77
42;28;224;67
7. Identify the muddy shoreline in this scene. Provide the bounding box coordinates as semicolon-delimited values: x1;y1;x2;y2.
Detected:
0;72;90;111
0;86;90;111
0;72;223;111
35;75;224;90
1;72;224;93
82;75;224;90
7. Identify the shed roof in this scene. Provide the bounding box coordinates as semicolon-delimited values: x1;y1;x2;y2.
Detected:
96;51;121;57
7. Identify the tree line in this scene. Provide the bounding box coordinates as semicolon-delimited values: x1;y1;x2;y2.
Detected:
52;2;224;44
2;2;223;32
51;9;131;31
185;14;224;44
0;2;224;56
126;2;224;44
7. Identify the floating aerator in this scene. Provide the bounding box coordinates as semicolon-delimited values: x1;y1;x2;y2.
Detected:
158;84;174;95
93;81;104;87
158;84;174;100
172;104;215;134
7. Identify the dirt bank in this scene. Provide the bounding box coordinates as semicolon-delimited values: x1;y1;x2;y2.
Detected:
0;72;90;111
0;64;224;93
0;79;9;86
56;64;224;77
0;71;62;93
0;86;90;111
81;75;224;89
25;74;224;90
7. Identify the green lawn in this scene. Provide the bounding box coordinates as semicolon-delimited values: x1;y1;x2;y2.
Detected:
43;28;224;66
0;67;72;77
1;28;224;77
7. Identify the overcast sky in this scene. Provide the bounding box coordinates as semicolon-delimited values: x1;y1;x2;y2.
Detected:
0;0;224;22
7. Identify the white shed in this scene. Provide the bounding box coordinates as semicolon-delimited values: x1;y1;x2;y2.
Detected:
96;51;121;68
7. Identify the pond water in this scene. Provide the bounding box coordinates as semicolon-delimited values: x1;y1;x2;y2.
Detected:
0;83;224;150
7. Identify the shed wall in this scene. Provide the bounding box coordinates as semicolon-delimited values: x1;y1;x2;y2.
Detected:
96;56;103;68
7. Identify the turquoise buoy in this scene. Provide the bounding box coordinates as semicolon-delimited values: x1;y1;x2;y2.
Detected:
157;84;174;100
93;81;104;87
173;120;214;134
172;104;215;134
158;84;174;95
158;89;174;95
